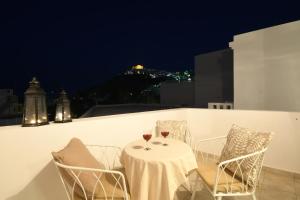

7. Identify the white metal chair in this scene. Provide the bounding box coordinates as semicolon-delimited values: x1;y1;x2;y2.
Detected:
191;136;267;200
53;145;130;200
156;120;194;196
156;120;192;145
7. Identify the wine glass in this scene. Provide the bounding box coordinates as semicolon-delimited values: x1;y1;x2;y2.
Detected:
143;133;152;150
161;131;169;146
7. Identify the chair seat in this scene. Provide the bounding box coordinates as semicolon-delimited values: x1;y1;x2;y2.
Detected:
197;159;250;193
74;167;130;200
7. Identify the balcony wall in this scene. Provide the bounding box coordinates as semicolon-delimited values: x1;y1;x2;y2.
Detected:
0;108;299;200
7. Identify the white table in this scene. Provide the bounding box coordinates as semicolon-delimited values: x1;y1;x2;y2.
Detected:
120;137;198;200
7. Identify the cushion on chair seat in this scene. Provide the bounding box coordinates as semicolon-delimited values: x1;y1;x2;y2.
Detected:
73;172;131;200
52;138;130;199
197;159;251;193
72;167;130;200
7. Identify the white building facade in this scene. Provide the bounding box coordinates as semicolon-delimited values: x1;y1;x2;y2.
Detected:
230;20;300;112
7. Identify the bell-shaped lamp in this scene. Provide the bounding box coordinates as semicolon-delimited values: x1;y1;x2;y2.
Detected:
55;90;72;123
22;77;49;127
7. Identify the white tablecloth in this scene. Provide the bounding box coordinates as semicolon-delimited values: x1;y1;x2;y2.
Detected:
121;138;198;200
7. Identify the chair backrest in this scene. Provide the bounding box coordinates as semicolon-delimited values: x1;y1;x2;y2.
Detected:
86;145;123;170
156;120;191;144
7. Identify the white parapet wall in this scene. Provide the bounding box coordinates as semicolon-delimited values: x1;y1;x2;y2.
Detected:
0;108;299;199
0;109;186;200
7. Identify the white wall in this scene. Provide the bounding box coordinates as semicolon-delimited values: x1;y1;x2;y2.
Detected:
230;20;300;112
0;109;186;200
0;108;299;199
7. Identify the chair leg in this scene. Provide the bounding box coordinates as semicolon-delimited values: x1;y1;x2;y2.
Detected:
252;193;257;200
190;191;196;200
216;196;222;200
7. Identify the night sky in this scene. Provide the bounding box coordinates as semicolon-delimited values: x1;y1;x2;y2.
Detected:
1;1;299;95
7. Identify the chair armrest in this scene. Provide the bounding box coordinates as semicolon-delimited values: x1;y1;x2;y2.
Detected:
217;148;267;167
196;136;227;143
54;161;124;175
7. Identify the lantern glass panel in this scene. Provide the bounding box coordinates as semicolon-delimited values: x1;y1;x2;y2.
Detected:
55;90;72;123
23;96;36;125
63;101;71;121
22;77;48;126
37;96;48;123
55;103;63;121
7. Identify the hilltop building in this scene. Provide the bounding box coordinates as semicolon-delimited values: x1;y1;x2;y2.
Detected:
194;48;233;108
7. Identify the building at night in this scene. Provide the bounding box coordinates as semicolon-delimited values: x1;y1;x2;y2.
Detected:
0;89;22;126
230;20;300;112
0;15;300;200
160;81;194;106
194;48;233;108
160;48;233;108
0;89;22;117
162;21;300;111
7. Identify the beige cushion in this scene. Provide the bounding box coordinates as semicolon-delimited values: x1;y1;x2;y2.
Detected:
52;138;129;199
219;124;273;187
73;168;130;200
156;120;188;142
197;158;249;193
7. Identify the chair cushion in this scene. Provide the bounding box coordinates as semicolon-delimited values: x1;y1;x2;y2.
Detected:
52;138;104;169
219;124;273;187
73;168;130;199
156;120;188;142
197;158;249;193
52;138;129;199
93;170;130;199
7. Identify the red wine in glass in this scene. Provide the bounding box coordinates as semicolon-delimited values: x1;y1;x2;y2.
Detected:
143;134;152;150
143;134;152;141
161;131;169;138
161;131;169;146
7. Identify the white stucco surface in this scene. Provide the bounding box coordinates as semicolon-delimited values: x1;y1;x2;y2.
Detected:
230;20;300;112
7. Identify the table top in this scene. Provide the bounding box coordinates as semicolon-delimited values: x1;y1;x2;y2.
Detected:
122;137;195;162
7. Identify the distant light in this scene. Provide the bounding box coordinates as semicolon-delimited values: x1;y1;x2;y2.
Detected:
132;64;144;70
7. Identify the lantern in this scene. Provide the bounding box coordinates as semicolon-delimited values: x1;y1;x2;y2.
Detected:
22;77;48;126
55;90;72;123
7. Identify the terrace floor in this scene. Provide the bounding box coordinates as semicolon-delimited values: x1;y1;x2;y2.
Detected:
176;167;300;200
